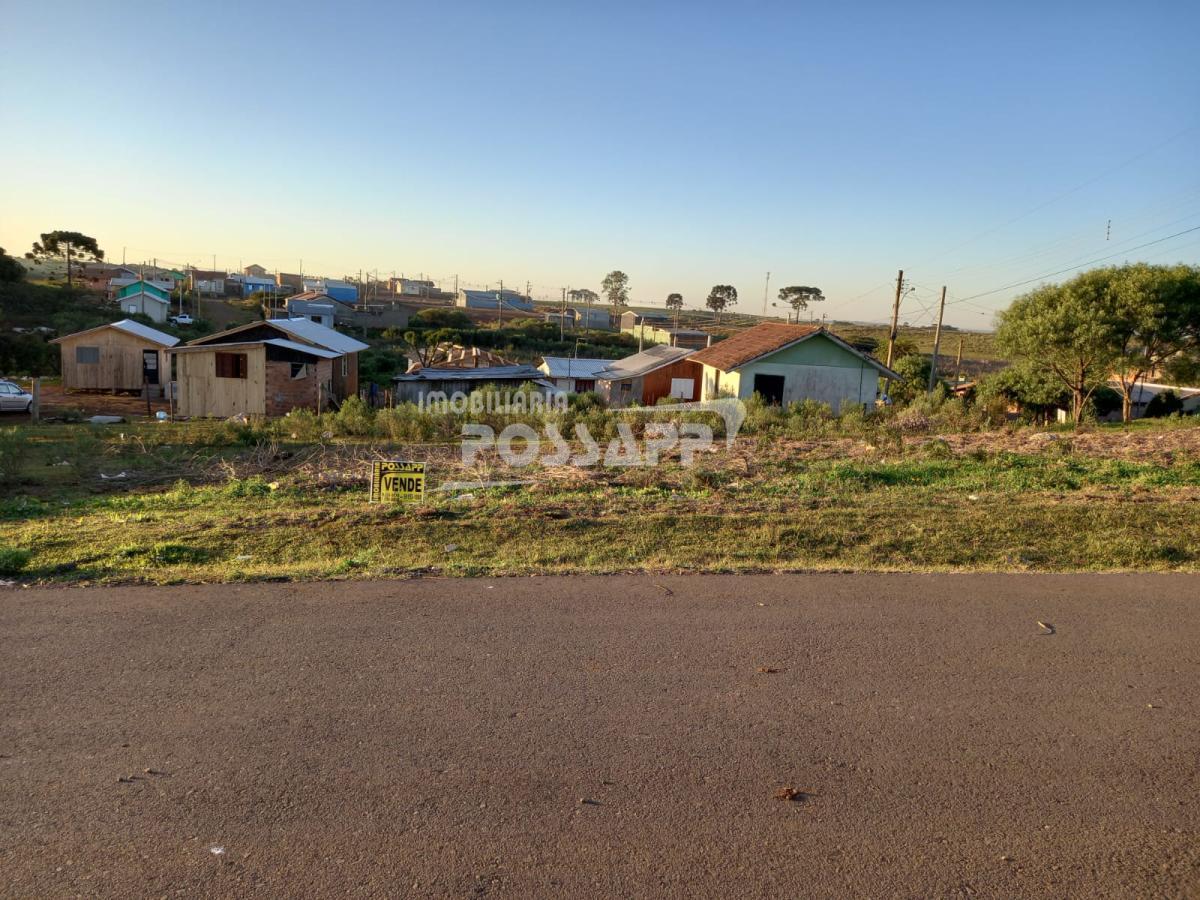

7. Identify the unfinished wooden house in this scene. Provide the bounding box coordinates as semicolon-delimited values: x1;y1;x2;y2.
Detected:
51;319;179;395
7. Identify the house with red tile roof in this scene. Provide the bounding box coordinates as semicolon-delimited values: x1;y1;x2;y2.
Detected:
688;323;899;410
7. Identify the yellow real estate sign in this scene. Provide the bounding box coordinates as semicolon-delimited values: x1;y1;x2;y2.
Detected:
370;461;425;503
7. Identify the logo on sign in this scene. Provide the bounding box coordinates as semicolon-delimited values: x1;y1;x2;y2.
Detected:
370;461;425;502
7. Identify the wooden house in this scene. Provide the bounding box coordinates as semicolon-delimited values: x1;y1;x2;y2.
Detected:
51;319;179;394
594;345;700;407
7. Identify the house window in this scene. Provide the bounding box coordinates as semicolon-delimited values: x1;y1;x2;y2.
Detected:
127;304;138;315
76;346;100;364
215;352;248;379
341;357;349;377
619;380;633;395
290;362;309;379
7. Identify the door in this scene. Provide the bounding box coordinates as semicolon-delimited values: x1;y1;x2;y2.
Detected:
143;350;160;385
752;373;786;405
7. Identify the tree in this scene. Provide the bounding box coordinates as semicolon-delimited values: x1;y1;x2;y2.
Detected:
777;285;824;322
1106;264;1200;422
601;271;630;310
0;248;26;282
568;288;600;332
705;285;738;324
888;354;932;405
996;270;1121;425
25;231;104;287
974;364;1069;425
665;292;683;312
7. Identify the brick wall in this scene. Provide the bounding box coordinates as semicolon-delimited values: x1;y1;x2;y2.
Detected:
265;358;333;416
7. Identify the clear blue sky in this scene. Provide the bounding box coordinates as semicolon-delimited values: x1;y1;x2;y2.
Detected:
2;0;1197;327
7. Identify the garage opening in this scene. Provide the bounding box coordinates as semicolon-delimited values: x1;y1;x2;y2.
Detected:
752;373;785;405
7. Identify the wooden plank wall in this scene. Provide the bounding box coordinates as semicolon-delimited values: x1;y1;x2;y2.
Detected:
58;329;165;391
175;348;267;417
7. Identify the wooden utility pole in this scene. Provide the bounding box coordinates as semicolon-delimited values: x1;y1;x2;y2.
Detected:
497;279;504;326
884;269;904;369
30;378;40;424
559;287;566;341
927;285;947;395
762;271;770;317
955;337;964;378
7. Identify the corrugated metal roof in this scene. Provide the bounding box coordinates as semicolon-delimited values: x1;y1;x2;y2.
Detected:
169;339;340;359
109;319;180;346
267;318;369;354
394;365;544;382
539;357;612;379
595;345;694;380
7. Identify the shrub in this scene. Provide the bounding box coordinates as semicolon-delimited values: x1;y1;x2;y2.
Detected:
0;546;31;576
281;408;324;441
332;396;376;437
0;428;22;485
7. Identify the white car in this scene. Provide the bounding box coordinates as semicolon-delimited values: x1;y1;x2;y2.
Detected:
0;380;33;412
170;314;194;326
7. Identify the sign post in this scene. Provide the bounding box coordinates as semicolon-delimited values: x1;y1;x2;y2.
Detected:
370;461;425;503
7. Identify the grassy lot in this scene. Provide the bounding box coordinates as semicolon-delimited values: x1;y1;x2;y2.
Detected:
1;413;1198;583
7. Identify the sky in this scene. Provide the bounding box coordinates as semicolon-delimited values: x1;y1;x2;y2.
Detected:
1;0;1198;328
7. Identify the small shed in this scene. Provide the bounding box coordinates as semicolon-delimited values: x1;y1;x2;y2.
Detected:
51;319;179;394
594;345;699;407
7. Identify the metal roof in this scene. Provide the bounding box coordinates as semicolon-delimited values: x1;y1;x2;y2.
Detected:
169;338;340;359
594;345;695;380
50;318;179;347
394;365;545;383
263;318;368;354
538;357;612;379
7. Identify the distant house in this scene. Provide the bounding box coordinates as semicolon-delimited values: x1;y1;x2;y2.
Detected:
1098;381;1200;422
109;275;174;299
51;319;178;395
392;365;554;405
243;263;268;278
456;289;534;313
688;323;897;410
538;356;611;394
620;310;709;349
276;272;305;293
620;310;672;332
185;317;368;404
299;279;358;304
594;345;699;407
189;268;227;297
77;263;128;292
114;281;172;323
230;274;277;297
284;292;338;328
545;306;613;331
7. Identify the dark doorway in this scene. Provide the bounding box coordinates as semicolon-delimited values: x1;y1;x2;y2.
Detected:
753;373;785;405
142;350;160;385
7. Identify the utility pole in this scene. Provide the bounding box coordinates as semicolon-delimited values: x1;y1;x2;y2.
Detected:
885;269;904;369
497;279;504;326
560;287;566;341
955;337;963;378
927;285;947;396
762;271;771;317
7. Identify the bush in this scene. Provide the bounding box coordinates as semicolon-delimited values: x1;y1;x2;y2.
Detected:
281;408;325;441
332;396;376;436
0;428;22;485
0;546;31;576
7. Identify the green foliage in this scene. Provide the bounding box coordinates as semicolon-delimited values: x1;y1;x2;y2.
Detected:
600;271;630;308
26;231;104;263
0;546;32;575
0;428;23;485
705;285;738;322
665;293;684;312
0;248;26;282
888;354;932;405
412;307;472;329
332;396;376;436
778;285;824;314
1145;390;1183;418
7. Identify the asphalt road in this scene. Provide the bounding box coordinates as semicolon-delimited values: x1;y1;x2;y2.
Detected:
2;574;1198;898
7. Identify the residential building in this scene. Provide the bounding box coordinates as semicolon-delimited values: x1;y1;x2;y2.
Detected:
545;306;614;331
537;356;611;394
114;281;172;323
189;268;228;297
276;272;305;293
456;288;534;313
284;293;338;328
1099;381;1200;422
392;365;554;405
50;319;178;395
243;263;268;278
594;345;699;407
688;323;897;410
185;317;368;403
229;274;278;297
300;279;358;304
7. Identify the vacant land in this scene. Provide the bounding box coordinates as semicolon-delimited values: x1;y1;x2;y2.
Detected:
2;416;1199;583
2;574;1198;897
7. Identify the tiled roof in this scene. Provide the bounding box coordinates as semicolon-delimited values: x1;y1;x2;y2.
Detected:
688;324;822;370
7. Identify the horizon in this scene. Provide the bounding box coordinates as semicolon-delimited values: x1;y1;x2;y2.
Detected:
2;1;1198;329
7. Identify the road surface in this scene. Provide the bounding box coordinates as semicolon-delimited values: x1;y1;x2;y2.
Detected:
2;574;1198;897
